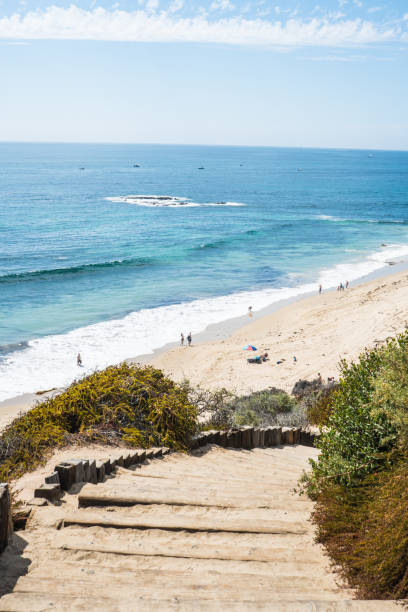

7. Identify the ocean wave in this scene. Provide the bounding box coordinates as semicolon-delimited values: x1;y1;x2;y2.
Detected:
314;214;406;225
1;242;408;402
106;195;245;208
315;214;344;221
0;257;157;284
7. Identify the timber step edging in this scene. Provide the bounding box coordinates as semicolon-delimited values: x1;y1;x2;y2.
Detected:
192;426;318;450
33;426;318;504
33;447;171;503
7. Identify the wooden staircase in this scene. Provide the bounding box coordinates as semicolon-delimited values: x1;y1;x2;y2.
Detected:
0;445;400;610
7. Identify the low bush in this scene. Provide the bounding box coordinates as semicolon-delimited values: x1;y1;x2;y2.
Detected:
0;363;197;482
304;383;338;426
233;388;301;427
313;463;408;599
303;332;408;599
191;385;305;429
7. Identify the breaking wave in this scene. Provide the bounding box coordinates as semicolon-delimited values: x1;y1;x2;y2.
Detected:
1;242;408;403
106;194;245;208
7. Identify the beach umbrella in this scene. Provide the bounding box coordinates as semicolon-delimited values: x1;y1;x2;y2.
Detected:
243;345;257;351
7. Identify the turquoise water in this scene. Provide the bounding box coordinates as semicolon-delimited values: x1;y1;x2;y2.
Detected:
1;143;408;400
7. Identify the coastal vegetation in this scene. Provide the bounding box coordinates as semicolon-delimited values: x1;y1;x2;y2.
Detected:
303;332;408;599
190;384;307;430
0;363;197;482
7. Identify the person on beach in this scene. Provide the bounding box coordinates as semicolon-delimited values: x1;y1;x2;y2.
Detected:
346;280;349;289
293;356;297;363
248;306;253;317
187;332;192;346
77;353;82;367
318;285;322;294
180;333;184;346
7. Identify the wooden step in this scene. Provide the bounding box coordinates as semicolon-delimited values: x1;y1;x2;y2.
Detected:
0;592;401;612
19;565;344;594
30;546;328;574
11;576;344;602
50;528;317;563
78;483;309;509
120;471;303;489
61;511;307;534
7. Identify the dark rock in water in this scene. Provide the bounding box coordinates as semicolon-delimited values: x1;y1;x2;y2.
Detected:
198;167;205;170
133;164;140;168
79;167;85;170
386;261;396;266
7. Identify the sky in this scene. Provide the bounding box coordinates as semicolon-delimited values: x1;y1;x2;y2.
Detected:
1;0;408;149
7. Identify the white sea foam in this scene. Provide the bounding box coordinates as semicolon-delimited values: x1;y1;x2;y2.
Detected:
315;214;344;221
106;194;245;208
0;243;407;403
315;214;405;225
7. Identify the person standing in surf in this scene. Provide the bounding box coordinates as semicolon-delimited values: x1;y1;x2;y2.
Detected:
77;353;82;367
180;333;184;346
187;332;192;346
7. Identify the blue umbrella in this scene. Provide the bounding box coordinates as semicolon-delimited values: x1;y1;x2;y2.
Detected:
243;345;257;351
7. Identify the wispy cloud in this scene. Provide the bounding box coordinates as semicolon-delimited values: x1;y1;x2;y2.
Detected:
0;5;406;47
210;0;234;11
168;0;183;13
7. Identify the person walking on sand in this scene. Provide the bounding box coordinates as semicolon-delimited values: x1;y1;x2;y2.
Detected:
346;280;349;289
187;332;192;346
318;284;322;295
180;333;184;346
248;306;253;317
77;353;82;367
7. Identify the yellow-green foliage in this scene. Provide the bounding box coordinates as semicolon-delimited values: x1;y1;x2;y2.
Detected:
0;363;197;482
306;332;408;599
313;464;408;599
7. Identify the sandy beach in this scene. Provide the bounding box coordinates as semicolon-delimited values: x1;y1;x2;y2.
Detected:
2;268;408;429
151;269;408;395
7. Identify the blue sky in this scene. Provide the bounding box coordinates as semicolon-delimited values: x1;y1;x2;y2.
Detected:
1;0;408;148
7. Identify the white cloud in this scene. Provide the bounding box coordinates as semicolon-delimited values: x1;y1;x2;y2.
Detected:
146;0;159;11
367;6;382;14
168;0;183;13
210;0;234;11
0;5;405;48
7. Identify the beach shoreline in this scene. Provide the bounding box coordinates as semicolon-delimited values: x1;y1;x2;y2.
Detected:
150;266;408;395
2;261;408;428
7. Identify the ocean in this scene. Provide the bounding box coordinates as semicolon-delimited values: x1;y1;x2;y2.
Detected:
1;142;408;402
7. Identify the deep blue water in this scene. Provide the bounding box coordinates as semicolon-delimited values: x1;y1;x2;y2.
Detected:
1;143;408;400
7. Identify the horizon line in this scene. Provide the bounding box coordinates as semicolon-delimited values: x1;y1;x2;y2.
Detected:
0;140;407;153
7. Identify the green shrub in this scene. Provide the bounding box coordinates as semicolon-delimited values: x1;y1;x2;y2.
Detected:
191;385;303;430
0;363;197;482
306;342;398;496
305;383;338;427
304;331;408;599
233;388;305;427
313;463;408;599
